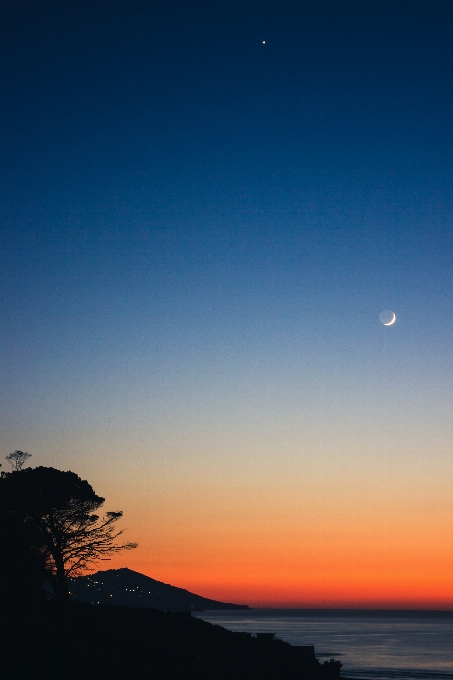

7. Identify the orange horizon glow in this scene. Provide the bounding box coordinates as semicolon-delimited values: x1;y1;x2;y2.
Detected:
101;540;453;610
84;445;453;611
77;557;453;610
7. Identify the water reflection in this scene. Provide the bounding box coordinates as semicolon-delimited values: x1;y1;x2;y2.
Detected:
192;610;453;680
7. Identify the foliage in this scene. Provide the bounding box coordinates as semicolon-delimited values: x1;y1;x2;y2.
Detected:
0;466;137;602
0;501;49;607
322;658;342;678
5;449;32;471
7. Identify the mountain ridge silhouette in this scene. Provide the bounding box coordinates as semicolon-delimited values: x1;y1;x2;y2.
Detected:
69;567;250;611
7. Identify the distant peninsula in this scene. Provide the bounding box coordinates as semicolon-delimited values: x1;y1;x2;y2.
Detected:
69;567;250;611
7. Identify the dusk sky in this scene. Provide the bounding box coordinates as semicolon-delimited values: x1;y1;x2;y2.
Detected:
2;1;452;607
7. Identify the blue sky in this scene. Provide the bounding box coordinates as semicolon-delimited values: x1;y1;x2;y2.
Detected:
2;1;452;603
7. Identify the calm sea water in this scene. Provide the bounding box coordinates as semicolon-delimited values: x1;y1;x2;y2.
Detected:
192;610;453;680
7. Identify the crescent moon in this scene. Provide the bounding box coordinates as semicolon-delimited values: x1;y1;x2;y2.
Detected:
384;312;396;326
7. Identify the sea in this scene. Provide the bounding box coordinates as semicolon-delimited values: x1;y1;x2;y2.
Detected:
192;609;453;680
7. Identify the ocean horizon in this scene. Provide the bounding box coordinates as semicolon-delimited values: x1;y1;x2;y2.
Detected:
192;609;453;680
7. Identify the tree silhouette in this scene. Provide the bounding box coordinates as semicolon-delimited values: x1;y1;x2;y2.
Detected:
5;449;32;471
0;467;137;603
1;500;49;608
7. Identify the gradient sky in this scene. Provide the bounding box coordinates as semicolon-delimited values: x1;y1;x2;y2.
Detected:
2;1;452;607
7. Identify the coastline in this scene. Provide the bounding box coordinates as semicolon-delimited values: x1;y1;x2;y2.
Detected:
193;608;453;680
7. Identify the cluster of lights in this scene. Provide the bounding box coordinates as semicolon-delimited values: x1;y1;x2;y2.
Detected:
76;578;163;601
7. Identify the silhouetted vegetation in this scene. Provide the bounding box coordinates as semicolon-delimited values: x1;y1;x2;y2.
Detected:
1;461;343;679
2;599;342;680
322;659;342;678
0;496;49;608
5;449;32;471
0;465;136;604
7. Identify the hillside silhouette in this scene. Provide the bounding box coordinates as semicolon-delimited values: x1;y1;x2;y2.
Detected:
69;567;250;611
4;599;343;680
1;464;342;679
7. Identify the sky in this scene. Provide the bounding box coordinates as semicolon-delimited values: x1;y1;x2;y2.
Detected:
2;0;452;607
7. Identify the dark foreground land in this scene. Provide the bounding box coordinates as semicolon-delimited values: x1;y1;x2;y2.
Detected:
3;601;342;680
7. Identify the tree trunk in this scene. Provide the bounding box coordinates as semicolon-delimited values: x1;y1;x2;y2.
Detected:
52;548;69;603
